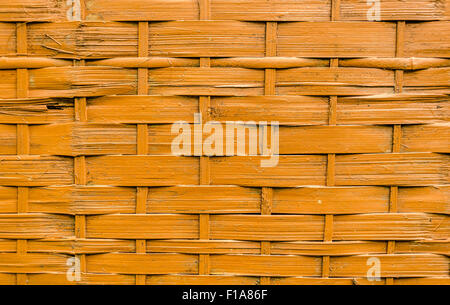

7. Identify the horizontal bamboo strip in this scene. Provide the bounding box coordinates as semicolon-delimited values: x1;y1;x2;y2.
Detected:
86;214;199;239
404;68;450;87
80;0;450;22
394;278;450;285
0;274;15;285
211;57;329;69
0;155;73;186
0;57;71;69
29;122;137;156
402;124;450;153
270;241;387;256
329;254;449;277
147;275;258;285
0;68;138;100
3;94;444;125
339;57;450;70
28;186;136;214
278;22;396;57
135;124;391;155
210;155;327;187
6;273;449;285
0;0;68;22
85;156;198;186
271;277;385;285
149;67;264;96
0;23;16;55
209;213;445;241
210;215;324;241
147;186;261;214
147;240;260;254
340;0;446;21
0;186;16;213
0;21;446;58
87;95;197;123
337;94;449;125
59;56;450;70
0;20;442;57
0;253;70;273
211;96;329;125
277;67;394;96
405;21;450;57
209;254;322;277
0;214;73;238
396;240;450;256
26;273;135;285
148;21;265;57
90;57;199;68
397;186;450;214
0;154;447;188
27;22;138;59
0;98;73;124
87;253;198;274
28;67;136;98
278;125;392;154
84;0;199;21
333;213;446;240
6;238;442;256
272;187;389;214
0;124;16;154
210;0;331;21
27;238;135;254
277;67;395;86
335;153;449;186
2;185;446;215
0;66;447;98
0;239;19;252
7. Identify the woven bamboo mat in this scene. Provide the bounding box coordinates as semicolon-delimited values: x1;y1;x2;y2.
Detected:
0;0;449;285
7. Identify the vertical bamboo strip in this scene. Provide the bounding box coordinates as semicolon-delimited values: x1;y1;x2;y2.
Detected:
198;0;211;277
260;187;273;284
16;22;28;285
74;59;87;282
259;21;278;285
386;21;406;285
331;0;341;21
71;3;88;283
322;0;340;280
135;21;149;285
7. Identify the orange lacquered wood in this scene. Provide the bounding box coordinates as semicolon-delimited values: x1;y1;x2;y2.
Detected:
0;0;448;286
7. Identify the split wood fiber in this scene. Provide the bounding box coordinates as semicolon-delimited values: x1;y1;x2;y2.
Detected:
0;0;448;285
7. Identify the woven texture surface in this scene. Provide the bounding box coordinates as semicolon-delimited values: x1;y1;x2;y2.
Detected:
0;0;449;285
